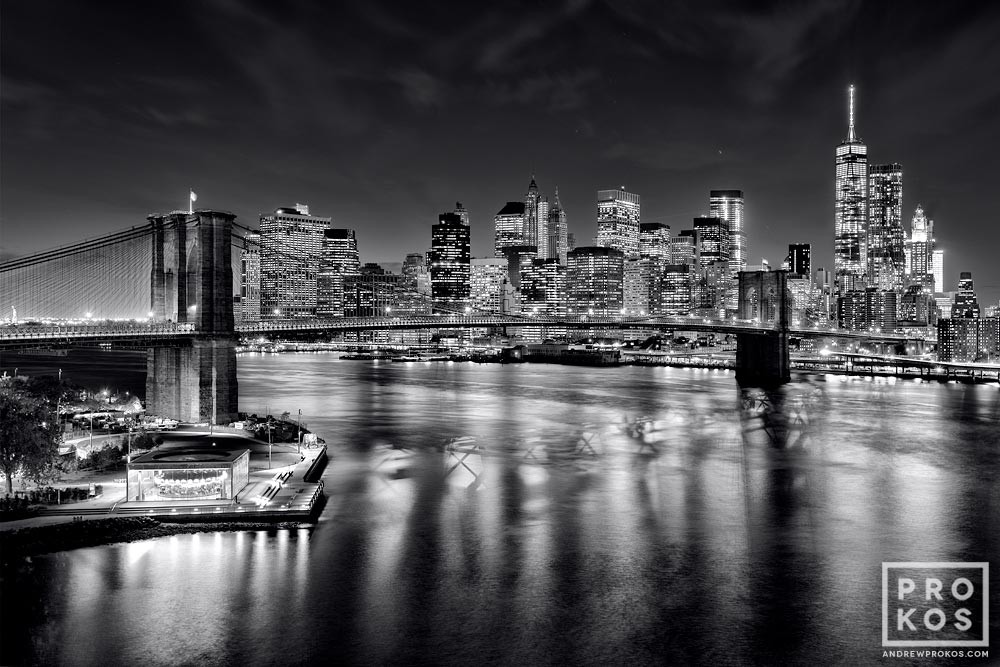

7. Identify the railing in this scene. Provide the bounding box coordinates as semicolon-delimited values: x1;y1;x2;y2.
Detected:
0;317;928;343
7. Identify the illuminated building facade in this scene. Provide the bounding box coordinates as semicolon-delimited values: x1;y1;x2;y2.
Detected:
867;163;905;292
661;264;692;315
317;228;360;318
785;243;811;278
938;317;999;362
524;177;542;251
834;85;868;293
430;212;470;311
546;188;569;264
343;264;407;317
239;232;261;322
899;284;933;326
837;288;897;332
639;222;671;262
260;204;331;318
709;190;744;308
453;201;470;226
623;257;661;316
521;258;566;316
566;246;624;316
692;217;728;271
494;202;526;256
469;257;509;313
596;187;641;257
952;272;981;319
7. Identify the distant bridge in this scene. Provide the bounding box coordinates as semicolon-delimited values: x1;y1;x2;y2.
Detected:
0;314;921;348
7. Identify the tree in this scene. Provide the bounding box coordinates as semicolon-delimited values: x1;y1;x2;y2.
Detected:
0;390;61;494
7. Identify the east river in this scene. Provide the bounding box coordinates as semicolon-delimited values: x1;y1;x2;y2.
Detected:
2;354;998;665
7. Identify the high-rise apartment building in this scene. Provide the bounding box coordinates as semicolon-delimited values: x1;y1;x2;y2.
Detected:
494;202;526;256
623;257;662;316
430;212;470;311
239;232;261;323
596;187;641;257
837;288;897;332
317;228;360;318
834;85;868;293
867;163;905;292
259;204;331;318
566;247;624;316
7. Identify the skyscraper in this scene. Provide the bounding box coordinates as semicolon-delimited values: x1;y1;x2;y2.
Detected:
952;272;980;318
834;85;868;293
904;204;936;292
259;204;331;318
596;187;641;257
524;176;541;250
430;212;471;311
786;243;811;278
639;222;671;263
239;232;261;322
453;201;470;226
537;194;550;260
469;257;509;314
546;188;569;264
932;249;944;293
692;217;728;271
317;228;360;318
867;163;905;292
709;190;743;308
494;202;526;256
566;247;624;316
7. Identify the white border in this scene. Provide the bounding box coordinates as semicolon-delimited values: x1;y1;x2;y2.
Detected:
882;562;989;647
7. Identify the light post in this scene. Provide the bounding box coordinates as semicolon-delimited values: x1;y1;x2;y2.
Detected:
296;409;302;454
267;419;272;469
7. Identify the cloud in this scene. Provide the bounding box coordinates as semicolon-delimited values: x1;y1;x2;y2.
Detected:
136;107;214;128
481;68;599;112
394;68;448;108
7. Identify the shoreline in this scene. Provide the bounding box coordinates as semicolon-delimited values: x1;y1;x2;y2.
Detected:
0;516;308;565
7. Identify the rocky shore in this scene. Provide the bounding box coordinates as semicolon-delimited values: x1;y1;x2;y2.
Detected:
0;516;306;565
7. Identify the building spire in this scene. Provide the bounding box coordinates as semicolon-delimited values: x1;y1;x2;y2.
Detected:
847;84;856;142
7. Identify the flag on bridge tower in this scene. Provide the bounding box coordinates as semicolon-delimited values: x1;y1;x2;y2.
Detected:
189;189;197;214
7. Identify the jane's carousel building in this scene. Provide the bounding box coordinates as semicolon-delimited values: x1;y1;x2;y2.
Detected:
126;446;250;502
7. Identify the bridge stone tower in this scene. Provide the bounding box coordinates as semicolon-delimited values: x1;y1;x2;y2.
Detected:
147;210;238;424
735;270;791;386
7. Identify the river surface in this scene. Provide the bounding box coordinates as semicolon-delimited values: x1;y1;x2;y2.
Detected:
2;354;998;666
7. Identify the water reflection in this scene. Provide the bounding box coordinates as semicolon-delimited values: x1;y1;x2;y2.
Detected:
3;360;997;665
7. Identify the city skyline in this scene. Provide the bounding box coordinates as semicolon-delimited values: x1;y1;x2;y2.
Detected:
3;2;1000;305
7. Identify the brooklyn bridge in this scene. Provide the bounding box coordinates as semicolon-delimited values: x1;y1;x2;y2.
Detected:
1;209;928;423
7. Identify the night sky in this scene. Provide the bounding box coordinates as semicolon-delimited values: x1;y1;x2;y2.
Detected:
3;1;999;305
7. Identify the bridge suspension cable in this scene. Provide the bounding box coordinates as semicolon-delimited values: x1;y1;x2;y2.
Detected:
1;224;157;320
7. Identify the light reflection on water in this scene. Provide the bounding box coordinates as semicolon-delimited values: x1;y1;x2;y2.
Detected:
3;357;998;666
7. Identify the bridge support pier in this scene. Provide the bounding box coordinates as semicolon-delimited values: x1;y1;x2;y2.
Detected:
146;338;239;424
735;331;790;387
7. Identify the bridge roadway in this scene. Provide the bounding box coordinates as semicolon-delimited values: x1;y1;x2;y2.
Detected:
0;314;926;348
